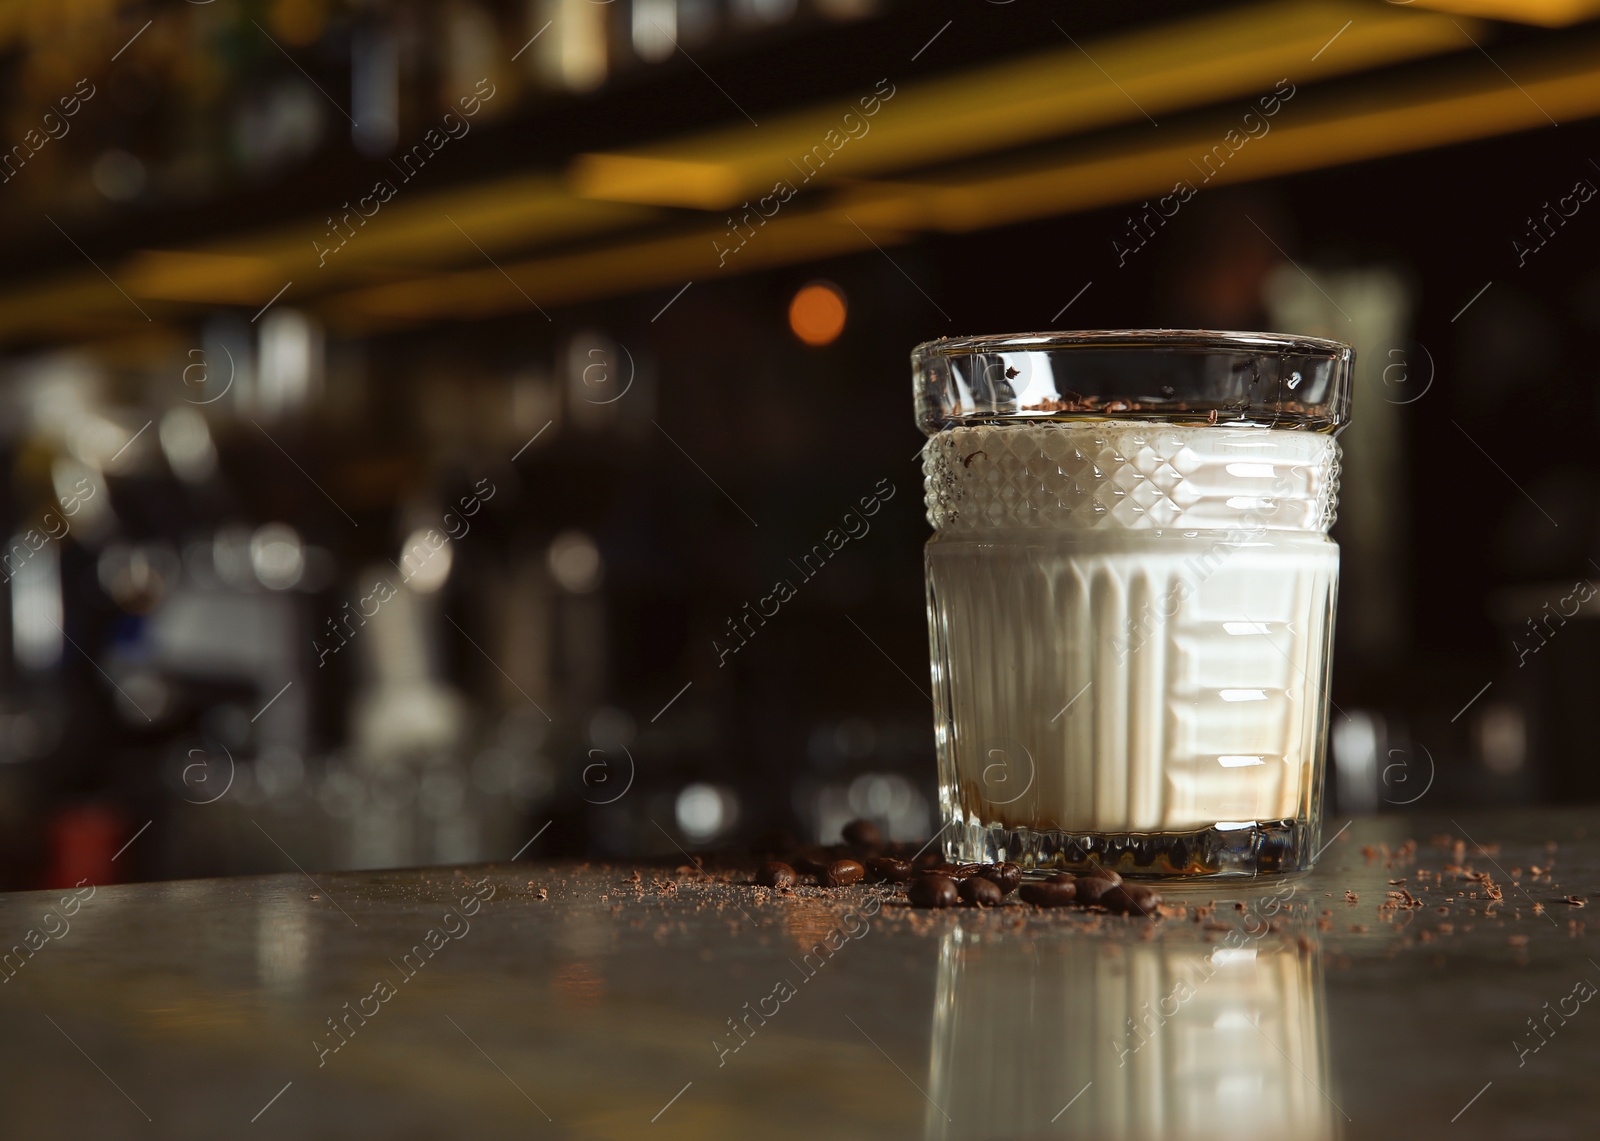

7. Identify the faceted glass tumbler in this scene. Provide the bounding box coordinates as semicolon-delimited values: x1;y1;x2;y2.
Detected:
914;330;1353;878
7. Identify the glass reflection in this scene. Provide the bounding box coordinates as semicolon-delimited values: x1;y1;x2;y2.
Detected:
926;927;1333;1141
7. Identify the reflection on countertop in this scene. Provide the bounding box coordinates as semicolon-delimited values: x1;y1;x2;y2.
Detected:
927;926;1331;1140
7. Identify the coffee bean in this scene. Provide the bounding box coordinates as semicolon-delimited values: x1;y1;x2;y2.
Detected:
913;851;944;870
1103;884;1162;917
944;864;985;880
979;863;1022;894
1020;880;1078;908
1073;876;1118;906
907;874;960;909
1079;864;1122;886
1047;872;1076;885
841;819;882;848
821;859;865;887
959;876;1003;907
866;856;913;883
757;861;797;890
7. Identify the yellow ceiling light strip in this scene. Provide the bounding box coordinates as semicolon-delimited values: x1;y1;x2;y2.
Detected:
873;41;1600;235
279;176;655;281
320;210;896;327
0;175;657;327
118;175;657;301
1402;0;1600;28
0;182;653;339
0;276;165;340
122;251;283;304
568;0;1478;210
318;38;1600;331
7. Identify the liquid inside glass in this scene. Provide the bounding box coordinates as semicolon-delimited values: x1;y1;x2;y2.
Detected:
923;421;1340;876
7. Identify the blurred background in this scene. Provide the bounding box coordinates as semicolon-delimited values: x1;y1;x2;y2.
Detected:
0;0;1597;889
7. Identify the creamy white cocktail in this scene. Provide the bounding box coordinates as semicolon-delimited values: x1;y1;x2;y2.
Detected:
914;332;1351;877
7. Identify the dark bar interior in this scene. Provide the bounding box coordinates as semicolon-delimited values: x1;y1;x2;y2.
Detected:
2;1;1599;1136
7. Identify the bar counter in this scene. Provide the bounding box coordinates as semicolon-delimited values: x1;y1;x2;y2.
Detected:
1;811;1595;1139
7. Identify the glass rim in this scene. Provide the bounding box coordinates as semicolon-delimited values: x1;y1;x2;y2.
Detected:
911;328;1353;360
912;328;1354;435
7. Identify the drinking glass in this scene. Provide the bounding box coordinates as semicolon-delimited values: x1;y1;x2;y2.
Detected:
915;330;1352;877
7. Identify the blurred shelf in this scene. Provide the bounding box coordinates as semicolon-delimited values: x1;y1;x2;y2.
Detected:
12;0;1600;351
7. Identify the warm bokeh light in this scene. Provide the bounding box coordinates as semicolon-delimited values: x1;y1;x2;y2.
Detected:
788;281;847;346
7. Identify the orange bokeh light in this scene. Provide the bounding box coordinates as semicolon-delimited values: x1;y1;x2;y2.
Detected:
788;282;847;346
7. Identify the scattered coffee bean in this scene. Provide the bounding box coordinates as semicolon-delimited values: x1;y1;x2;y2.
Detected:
944;864;985;880
959;877;1003;907
1102;884;1162;917
866;856;913;883
1047;872;1076;885
841;819;882;848
1073;876;1118;906
979;862;1022;894
1020;880;1078;908
822;859;866;887
907;874;960;909
913;852;945;870
1079;864;1122;886
757;861;797;889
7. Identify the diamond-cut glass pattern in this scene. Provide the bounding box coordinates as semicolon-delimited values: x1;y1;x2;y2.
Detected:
924;422;1340;534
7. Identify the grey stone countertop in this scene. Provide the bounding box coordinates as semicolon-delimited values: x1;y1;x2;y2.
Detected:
0;811;1596;1139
